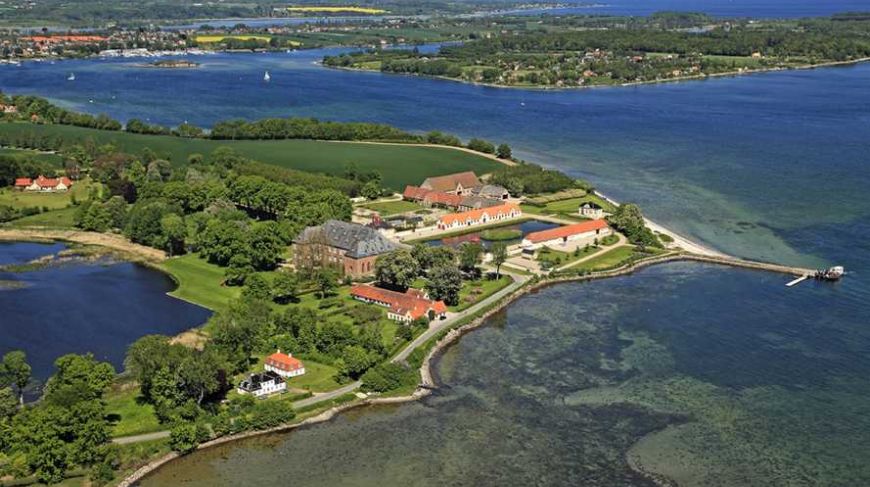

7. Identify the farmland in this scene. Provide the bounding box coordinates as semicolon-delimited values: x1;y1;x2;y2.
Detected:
0;123;502;189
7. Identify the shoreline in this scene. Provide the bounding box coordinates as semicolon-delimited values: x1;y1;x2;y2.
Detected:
120;249;815;486
325;56;870;92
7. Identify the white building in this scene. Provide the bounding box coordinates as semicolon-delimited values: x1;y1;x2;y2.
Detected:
237;371;287;398
522;219;612;251
579;202;606;220
264;351;306;378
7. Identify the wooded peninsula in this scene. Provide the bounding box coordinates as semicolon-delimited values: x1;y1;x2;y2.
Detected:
323;13;870;88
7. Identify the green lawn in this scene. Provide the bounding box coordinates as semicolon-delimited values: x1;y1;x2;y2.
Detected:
537;244;601;268
572;245;637;272
452;275;513;312
160;253;240;312
105;387;162;438
282;361;341;392
0;123;501;189
0;178;92;211
6;206;78;228
360;199;422;215
522;194;616;219
0;147;64;164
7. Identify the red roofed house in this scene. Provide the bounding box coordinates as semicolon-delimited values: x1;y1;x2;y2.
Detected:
522;219;611;251
351;284;448;323
420;171;483;196
264;350;306;378
437;203;522;231
20;175;73;192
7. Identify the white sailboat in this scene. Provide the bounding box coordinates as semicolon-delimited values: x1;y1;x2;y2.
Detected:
67;73;76;81
263;71;271;82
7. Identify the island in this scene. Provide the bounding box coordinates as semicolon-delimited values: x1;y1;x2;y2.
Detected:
147;59;200;69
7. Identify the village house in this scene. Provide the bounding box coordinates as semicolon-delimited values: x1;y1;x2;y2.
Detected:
14;175;74;192
350;284;448;323
579;202;606;220
458;195;503;212
403;185;463;209
293;220;397;278
522;219;612;251
264;350;305;378
437;203;522;231
237;371;286;398
420;171;483;196
0;104;18;114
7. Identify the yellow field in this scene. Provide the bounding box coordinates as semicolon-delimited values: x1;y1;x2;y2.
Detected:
195;34;272;43
286;6;386;14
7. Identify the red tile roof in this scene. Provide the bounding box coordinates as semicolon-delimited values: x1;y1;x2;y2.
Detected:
438;203;521;227
29;175;72;189
266;352;304;372
14;178;32;187
421;171;482;193
524;219;609;244
351;285;447;320
403;185;462;208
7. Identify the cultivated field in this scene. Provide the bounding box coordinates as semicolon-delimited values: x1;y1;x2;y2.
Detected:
0;124;501;189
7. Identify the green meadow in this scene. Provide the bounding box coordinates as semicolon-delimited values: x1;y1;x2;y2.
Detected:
0;123;501;189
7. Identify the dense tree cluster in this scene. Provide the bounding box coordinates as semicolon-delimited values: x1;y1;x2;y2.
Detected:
1;352;117;485
607;203;661;248
210;117;420;142
489;162;584;196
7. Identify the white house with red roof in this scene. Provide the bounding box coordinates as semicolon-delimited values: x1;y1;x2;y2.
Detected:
522;219;612;251
351;284;448;323
15;175;74;192
264;350;306;378
436;203;522;231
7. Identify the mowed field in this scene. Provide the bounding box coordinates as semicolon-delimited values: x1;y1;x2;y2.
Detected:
0;123;501;189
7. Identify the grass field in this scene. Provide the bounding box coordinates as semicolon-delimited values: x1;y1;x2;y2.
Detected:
160;254;240;312
0;147;64;164
572;245;637;272
0;179;91;211
452;275;512;312
0;123;501;189
360;199;422;215
6;206;78;228
105;387;162;437
537;244;600;268
522;194;616;220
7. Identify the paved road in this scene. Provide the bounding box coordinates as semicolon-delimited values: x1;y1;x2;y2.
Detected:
111;271;527;445
392;270;529;363
113;430;171;445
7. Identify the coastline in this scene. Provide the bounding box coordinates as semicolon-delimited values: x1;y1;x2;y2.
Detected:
325;56;870;92
119;249;815;486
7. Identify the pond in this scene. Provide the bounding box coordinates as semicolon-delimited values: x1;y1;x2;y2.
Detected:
424;219;560;249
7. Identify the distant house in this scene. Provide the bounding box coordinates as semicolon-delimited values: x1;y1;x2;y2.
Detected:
420;171;483;196
15;175;73;192
237;371;286;398
293;220;397;277
579;202;606;220
522;219;611;251
264;350;305;378
437;203;522;231
0;104;17;114
351;284;448;323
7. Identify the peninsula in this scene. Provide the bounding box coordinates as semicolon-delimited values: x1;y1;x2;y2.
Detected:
323;13;870;88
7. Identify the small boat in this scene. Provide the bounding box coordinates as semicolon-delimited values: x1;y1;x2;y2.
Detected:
263;71;271;82
67;73;76;81
816;266;845;281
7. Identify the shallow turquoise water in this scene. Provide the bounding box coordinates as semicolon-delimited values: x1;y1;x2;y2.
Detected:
142;263;870;486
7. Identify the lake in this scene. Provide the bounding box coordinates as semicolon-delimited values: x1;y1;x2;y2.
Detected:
2;11;869;483
0;241;211;394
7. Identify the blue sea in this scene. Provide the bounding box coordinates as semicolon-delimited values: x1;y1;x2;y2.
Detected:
2;3;870;482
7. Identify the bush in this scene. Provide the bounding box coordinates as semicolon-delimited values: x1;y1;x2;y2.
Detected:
248;400;296;430
169;423;200;454
361;362;417;393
